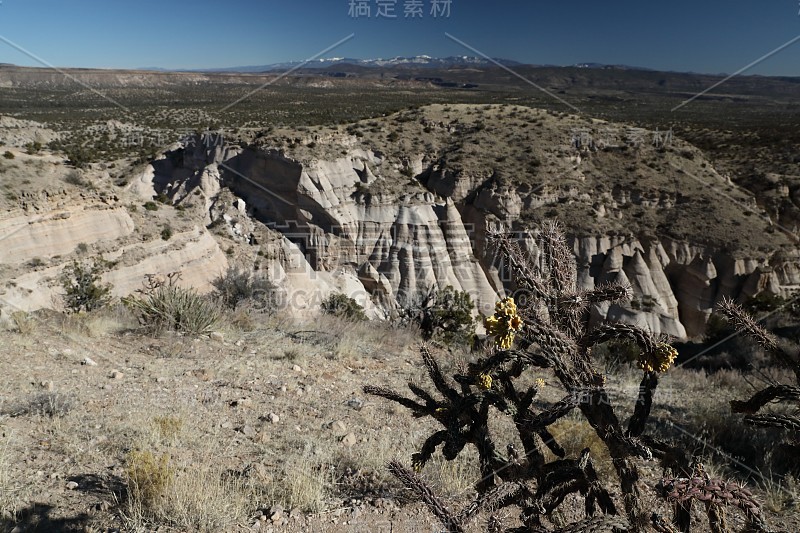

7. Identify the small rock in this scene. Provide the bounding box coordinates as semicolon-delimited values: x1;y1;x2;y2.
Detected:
240;425;256;438
82;357;98;367
230;397;252;408
65;481;78;490
41;380;54;391
269;506;284;523
191;368;214;381
291;364;302;372
267;413;279;424
345;398;363;410
155;377;167;383
220;421;233;429
209;332;224;343
110;371;124;380
330;420;347;435
252;463;272;482
235;339;244;347
341;433;357;447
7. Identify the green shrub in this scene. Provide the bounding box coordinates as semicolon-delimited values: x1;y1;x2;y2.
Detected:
211;266;278;312
143;201;159;211
2;151;14;160
123;273;221;335
160;225;173;241
321;293;367;321
59;260;112;313
401;286;475;345
25;141;42;155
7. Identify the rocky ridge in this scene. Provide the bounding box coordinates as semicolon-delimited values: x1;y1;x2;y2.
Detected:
2;104;798;339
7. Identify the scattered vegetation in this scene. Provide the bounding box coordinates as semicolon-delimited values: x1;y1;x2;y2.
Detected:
59;259;112;313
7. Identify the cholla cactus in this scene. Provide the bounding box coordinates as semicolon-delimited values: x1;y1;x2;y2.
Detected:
365;222;731;532
656;463;767;533
484;297;524;349
720;298;800;471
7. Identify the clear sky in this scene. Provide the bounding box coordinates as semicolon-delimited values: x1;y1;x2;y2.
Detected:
0;0;798;75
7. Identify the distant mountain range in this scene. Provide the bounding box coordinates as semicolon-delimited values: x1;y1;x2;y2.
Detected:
173;56;524;73
140;56;657;74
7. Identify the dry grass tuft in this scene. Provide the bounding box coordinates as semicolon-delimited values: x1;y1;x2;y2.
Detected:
9;311;36;335
125;449;174;509
0;434;26;521
263;456;333;512
152;416;183;443
548;413;616;480
7;392;74;418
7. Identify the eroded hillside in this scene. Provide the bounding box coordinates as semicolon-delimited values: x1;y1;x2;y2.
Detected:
0;103;784;339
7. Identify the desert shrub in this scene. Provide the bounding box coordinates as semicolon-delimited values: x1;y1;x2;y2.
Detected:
24;141;41;154
143;201;159;211
65;147;91;168
155;192;171;205
2;151;13;159
9;392;74;418
126;450;174;509
160;225;173;241
321;293;367;321
59;259;112;313
211;265;278;312
123;272;221;335
399;285;475;345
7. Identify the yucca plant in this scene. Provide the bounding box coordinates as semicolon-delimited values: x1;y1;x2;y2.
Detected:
123;272;221;335
365;221;769;533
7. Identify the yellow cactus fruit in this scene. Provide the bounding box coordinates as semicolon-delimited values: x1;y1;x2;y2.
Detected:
477;373;493;390
485;297;524;349
637;342;678;373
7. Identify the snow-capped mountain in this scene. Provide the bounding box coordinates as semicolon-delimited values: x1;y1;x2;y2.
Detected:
197;56;523;73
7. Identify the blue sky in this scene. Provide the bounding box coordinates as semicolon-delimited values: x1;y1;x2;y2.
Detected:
0;0;798;75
